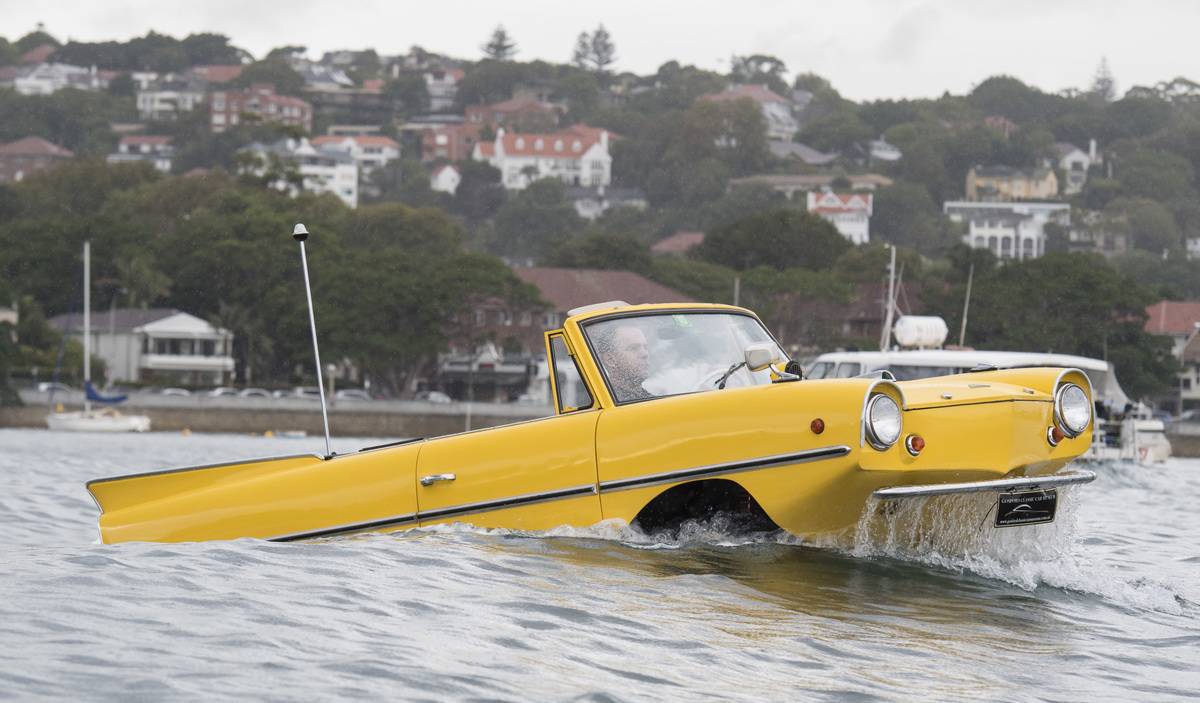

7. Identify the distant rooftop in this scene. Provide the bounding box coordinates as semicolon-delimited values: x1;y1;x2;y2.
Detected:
513;267;694;313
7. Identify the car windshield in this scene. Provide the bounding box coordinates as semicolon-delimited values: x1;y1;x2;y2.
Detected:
583;312;786;403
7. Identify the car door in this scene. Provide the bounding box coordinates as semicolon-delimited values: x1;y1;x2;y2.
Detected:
415;332;601;530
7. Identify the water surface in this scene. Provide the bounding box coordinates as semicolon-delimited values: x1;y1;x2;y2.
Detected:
0;429;1196;700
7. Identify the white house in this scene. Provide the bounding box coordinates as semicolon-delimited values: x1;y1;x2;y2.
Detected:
806;191;873;245
240;138;359;208
473;125;612;190
424;68;465;112
106;135;175;173
698;84;799;141
1053;141;1094;195
49;308;234;385
14;63;108;95
869;138;902;162
944;201;1071;260
310;135;401;172
430;164;461;195
566;185;648;220
136;77;207;121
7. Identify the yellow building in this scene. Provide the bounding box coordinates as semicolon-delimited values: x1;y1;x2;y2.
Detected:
966;165;1058;201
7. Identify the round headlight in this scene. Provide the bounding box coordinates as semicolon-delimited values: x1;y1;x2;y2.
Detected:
1055;383;1091;437
865;394;902;450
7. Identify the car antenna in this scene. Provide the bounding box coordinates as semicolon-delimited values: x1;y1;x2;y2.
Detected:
293;223;333;459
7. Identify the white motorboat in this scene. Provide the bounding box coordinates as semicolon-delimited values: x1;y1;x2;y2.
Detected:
46;407;151;432
46;241;152;433
807;347;1171;464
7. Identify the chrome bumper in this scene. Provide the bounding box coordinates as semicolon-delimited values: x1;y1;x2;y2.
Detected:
872;470;1096;500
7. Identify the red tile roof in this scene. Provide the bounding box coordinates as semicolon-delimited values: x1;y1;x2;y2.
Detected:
513;267;695;312
20;44;56;64
807;192;873;214
0;137;74;157
190;65;244;83
1145;300;1200;336
361;79;385;92
651;231;706;254
477;126;607;159
312;135;400;148
699;84;789;105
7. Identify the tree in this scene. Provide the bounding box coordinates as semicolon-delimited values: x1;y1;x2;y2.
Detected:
1105;197;1182;254
571;33;590;69
589;25;616;73
231;58;306;96
1115;149;1195;201
547;232;651;273
1090;57;1116;103
384;72;430;115
482;26;517;61
451;160;506;220
491;179;583;261
730;54;788;95
695;209;850;271
872;182;959;253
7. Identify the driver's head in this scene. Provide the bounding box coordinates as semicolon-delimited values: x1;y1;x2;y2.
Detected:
598;324;649;386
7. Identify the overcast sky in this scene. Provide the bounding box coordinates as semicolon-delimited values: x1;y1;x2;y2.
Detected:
3;0;1196;101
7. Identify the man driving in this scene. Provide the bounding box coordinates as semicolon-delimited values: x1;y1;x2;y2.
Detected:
596;323;653;402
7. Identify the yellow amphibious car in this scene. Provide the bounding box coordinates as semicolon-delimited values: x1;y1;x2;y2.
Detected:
88;302;1096;544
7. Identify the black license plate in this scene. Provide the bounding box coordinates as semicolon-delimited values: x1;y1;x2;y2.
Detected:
995;489;1057;527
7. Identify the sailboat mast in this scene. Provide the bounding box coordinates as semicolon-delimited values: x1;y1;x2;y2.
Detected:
83;240;91;415
880;245;897;352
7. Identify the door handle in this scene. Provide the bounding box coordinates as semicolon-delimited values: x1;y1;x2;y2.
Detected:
420;473;456;486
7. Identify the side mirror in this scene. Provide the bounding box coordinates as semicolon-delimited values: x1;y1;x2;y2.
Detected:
744;342;781;372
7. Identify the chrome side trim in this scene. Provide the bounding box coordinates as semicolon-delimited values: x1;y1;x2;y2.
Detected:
86;453;324;489
269;512;419;542
872;470;1096;499
598;445;851;493
418;483;598;521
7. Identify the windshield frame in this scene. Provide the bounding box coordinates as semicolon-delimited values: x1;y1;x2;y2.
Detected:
578;308;790;406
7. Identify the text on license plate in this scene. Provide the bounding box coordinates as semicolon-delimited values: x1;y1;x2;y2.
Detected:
995;489;1057;527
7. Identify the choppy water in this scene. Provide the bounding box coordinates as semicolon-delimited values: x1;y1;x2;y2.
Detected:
1;428;1197;701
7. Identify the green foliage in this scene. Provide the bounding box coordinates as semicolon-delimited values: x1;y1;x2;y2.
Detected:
729;55;788;96
450;160;506;220
0;38;20;65
695;209;849;272
1105;197;1182;253
572;26;616;74
872;182;961;253
491;179;583;260
482;26;517;61
53;32;244;72
231;58;305;96
546;232;651;273
15;29;60;53
384;72;430;115
0;89;134;155
926;252;1175;397
1115;149;1195;201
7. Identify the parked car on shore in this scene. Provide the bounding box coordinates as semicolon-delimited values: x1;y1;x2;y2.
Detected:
334;389;372;401
414;390;452;403
237;388;272;398
207;387;239;397
160;387;191;397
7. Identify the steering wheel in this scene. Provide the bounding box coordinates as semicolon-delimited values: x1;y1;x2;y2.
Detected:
692;365;749;391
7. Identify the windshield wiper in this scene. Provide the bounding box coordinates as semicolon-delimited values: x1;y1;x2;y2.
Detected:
714;362;746;390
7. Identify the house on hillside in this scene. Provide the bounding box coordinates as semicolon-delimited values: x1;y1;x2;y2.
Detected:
466;98;563;132
239;138;358;208
769;141;838;166
1145;300;1200;407
417;121;482;162
48;309;234;385
727;173;893;199
14;63;110;95
1053;141;1096;195
806;191;873;245
424;67;465;112
473;125;612;190
310;135;401;172
430;164;461;194
698;84;799;141
210;84;313;133
136;76;207;121
565;185;647;220
944;200;1069;260
0;137;74;182
107;136;174;173
966;165;1058;201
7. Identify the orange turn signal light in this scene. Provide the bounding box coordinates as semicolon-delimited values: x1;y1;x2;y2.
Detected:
1047;426;1065;446
904;434;925;456
810;418;825;434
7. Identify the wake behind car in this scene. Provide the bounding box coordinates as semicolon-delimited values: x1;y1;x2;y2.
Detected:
87;302;1095;544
